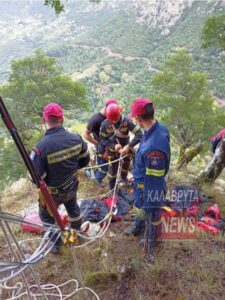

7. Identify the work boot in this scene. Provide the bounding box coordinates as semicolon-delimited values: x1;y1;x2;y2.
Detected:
123;223;145;236
95;179;105;188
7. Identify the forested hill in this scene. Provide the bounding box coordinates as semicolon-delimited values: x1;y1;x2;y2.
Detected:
0;0;225;109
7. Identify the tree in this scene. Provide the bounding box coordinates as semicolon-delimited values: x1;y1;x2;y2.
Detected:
0;50;87;185
44;0;101;14
199;14;225;183
202;13;225;50
104;65;112;75
0;49;87;145
99;71;110;83
44;0;64;14
198;135;225;184
151;49;221;169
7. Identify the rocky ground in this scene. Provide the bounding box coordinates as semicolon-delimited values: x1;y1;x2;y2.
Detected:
0;170;225;299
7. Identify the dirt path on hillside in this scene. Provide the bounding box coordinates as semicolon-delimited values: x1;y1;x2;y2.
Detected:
78;43;160;72
71;43;160;81
72;43;225;106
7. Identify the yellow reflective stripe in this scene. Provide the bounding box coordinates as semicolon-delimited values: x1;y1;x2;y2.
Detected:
108;173;117;178
108;148;116;152
162;206;173;213
120;127;128;133
99;169;107;174
106;128;114;133
132;126;140;134
101;132;110;137
47;144;82;164
68;215;82;222
48;172;77;190
146;168;165;177
79;151;89;159
121;168;128;172
41;172;47;179
137;183;144;189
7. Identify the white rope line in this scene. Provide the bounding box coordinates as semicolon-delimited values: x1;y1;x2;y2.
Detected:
74;153;123;248
78;188;113;201
77;153;127;201
1;279;100;300
0;155;125;300
0;234;100;299
82;154;128;170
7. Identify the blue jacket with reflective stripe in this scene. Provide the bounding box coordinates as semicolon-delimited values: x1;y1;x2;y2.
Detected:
133;121;170;210
30;126;90;187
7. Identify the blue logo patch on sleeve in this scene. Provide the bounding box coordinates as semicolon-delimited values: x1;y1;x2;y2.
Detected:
150;157;161;167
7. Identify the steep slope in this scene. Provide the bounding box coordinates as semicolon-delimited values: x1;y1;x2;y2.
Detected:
77;0;225;99
0;0;224;104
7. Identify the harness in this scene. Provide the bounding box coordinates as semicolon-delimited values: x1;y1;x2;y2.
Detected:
111;115;129;139
48;172;78;195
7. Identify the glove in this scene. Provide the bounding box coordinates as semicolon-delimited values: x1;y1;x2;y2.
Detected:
136;208;149;221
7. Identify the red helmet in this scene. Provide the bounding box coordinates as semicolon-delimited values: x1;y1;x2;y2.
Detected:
106;104;122;122
43;103;64;120
129;98;154;118
105;99;118;107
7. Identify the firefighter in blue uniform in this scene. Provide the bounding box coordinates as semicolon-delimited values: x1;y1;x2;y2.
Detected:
124;98;170;262
100;103;143;190
84;99;119;187
31;103;90;253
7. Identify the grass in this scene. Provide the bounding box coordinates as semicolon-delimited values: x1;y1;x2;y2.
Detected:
0;178;36;214
0;170;224;299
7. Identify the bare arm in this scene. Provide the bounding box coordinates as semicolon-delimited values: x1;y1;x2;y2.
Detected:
83;128;98;146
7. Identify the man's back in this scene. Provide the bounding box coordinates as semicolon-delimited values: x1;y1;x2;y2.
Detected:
33;125;89;186
87;112;106;142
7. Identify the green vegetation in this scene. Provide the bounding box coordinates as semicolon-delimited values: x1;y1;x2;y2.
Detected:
44;0;102;15
1;1;225;185
81;57;152;111
47;44;105;74
0;50;86;186
44;0;64;14
78;12;161;57
78;2;225;98
1;3;225;298
202;13;225;50
1;170;225;299
151;49;224;169
0;49;87;144
84;271;118;286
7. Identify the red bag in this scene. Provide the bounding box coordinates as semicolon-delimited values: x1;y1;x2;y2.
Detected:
22;213;68;233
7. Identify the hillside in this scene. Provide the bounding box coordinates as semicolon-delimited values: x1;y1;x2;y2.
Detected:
1;168;225;299
0;0;225;108
76;0;225;106
1;2;225;299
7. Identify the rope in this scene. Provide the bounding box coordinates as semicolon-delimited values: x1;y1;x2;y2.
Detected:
78;188;113;201
0;154;125;299
82;154;127;170
2;279;100;300
0;234;100;300
74;153;123;248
